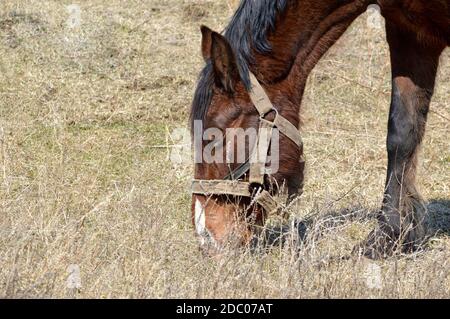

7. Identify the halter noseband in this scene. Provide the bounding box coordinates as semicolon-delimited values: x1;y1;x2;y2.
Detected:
191;72;303;219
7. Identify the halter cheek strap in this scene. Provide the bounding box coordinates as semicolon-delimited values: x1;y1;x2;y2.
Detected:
191;72;303;219
248;73;303;149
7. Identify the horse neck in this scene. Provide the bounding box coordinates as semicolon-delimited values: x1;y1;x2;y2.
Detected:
252;0;371;105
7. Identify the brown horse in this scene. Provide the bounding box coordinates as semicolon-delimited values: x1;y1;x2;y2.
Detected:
190;0;449;258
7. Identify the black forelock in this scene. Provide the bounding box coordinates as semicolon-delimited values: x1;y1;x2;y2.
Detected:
190;0;292;132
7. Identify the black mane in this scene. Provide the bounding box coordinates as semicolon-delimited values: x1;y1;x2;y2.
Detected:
190;0;292;131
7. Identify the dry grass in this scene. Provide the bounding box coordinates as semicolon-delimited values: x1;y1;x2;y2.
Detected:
0;0;449;299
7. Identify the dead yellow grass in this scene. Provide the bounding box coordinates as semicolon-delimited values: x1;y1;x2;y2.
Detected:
0;0;449;298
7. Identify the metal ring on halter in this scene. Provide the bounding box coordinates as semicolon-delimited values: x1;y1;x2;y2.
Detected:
259;107;278;120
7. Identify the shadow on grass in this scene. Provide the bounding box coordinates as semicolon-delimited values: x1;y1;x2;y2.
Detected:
258;199;450;250
257;205;377;250
427;199;450;236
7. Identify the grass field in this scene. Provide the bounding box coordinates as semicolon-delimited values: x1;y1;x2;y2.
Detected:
0;0;449;298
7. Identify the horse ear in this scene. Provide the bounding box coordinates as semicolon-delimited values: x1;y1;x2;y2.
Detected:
200;25;213;62
210;32;240;93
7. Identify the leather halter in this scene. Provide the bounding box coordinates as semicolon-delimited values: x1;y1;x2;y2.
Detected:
191;72;303;218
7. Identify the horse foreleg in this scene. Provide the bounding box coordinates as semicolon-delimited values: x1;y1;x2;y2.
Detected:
360;21;445;258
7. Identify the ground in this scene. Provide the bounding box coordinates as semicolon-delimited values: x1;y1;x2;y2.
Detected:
0;0;449;298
